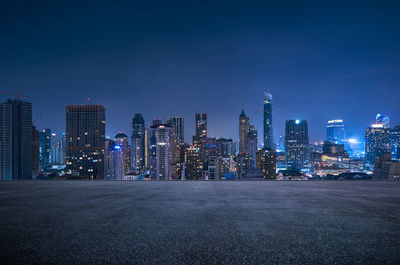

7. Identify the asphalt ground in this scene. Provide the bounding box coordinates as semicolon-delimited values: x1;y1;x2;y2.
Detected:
0;181;399;264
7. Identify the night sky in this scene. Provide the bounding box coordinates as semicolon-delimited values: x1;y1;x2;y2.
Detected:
1;1;399;143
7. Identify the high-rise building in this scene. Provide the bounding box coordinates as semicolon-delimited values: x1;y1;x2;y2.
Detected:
256;148;276;179
0;99;33;180
236;153;254;179
184;146;203;180
375;114;390;128
285;120;309;170
131;113;145;171
326;119;345;143
50;132;66;165
104;139;124;180
167;117;184;144
66;104;105;179
263;92;273;149
239;109;250;153
149;123;174;180
32;126;39;177
216;138;233;157
247;125;258;168
364;123;391;168
115;132;131;175
373;153;400;179
391;125;400;160
39;128;52;171
193;113;207;147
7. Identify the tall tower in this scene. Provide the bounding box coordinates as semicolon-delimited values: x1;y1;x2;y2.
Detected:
365;123;391;168
131;113;145;171
285;120;309;170
168;117;184;144
66;104;105;179
326;120;345;143
239;109;249;153
114;132;131;175
39;128;52;171
247;125;258;167
263;92;273;149
193;113;207;147
0;99;33;180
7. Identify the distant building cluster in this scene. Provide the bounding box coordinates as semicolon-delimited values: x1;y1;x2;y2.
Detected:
1;94;399;180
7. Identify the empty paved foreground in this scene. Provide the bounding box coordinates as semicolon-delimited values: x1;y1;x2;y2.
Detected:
0;181;399;264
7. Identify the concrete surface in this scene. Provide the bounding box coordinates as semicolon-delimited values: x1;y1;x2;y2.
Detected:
0;181;399;264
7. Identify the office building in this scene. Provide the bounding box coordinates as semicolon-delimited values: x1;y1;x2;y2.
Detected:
391;125;400;160
193;113;207;147
131;113;145;171
216;138;233;157
239;109;249;153
39;128;52;171
184;146;203;180
236;153;254;179
247;125;258;167
104;139;124;180
364;123;391;168
115;132;131;175
375;114;390;128
326;119;345;143
256;148;276;179
263;92;273;149
149;123;174;180
167;117;184;144
373;153;400;179
0;99;33;180
285;120;309;170
65;104;105;179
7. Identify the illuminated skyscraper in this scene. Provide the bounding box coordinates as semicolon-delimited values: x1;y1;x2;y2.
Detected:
131;113;145;171
150;123;175;180
257;148;276;179
376;114;390;128
184;146;202;180
239;109;249;153
104;139;124;180
216;138;233;157
285;120;309;170
391;125;400;160
247;125;258;167
0;99;33;180
65;104;105;179
167;117;184;144
115;132;131;175
326;119;345;143
193;113;207;147
263;92;273;149
365;123;391;168
39;128;52;171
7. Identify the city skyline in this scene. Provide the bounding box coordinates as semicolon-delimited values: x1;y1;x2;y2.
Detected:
1;1;399;142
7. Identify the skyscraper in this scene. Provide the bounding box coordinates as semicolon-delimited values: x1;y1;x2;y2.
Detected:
150;123;174;180
39;128;52;171
247;125;258;167
376;114;390;128
239;109;249;153
115;132;131;175
184;145;203;180
0;99;33;180
131;113;145;171
167;117;184;144
326;119;345;143
285;120;309;170
193;113;207;147
104;139;124;180
263;92;273;149
216;138;233;157
365;123;391;168
66;104;105;179
391;125;400;160
257;148;276;179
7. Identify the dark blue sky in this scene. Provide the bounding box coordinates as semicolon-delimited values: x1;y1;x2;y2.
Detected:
1;0;399;143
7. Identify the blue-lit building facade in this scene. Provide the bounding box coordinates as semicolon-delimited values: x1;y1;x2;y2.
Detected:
326;119;345;144
263;92;273;149
285;120;309;170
